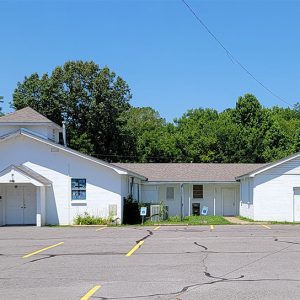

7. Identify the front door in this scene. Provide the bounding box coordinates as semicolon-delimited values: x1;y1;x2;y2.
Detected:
6;185;36;225
293;188;300;221
222;188;236;216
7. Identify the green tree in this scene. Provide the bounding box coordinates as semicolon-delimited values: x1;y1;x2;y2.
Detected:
174;108;219;162
120;107;180;162
12;61;131;158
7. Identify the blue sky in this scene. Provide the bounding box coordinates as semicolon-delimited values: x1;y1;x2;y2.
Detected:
1;0;300;121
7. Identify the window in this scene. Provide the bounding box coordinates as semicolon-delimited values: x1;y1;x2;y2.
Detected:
193;185;203;199
71;178;86;200
166;187;175;200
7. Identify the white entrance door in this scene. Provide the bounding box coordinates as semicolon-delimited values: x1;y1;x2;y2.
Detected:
23;185;36;224
293;188;300;222
6;185;36;225
222;188;236;216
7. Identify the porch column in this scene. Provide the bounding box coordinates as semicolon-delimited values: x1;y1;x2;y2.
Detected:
180;183;184;221
36;186;46;227
213;186;216;216
188;184;191;216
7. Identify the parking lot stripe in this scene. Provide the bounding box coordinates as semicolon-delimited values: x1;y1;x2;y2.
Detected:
153;226;160;230
261;224;271;229
80;285;101;300
126;240;144;257
22;242;64;258
96;227;106;231
210;225;214;230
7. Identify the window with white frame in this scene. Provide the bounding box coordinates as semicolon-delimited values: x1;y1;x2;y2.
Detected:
193;185;203;199
71;178;86;200
166;187;175;200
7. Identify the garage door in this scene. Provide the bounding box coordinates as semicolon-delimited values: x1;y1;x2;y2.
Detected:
222;188;236;216
6;185;36;225
293;188;300;222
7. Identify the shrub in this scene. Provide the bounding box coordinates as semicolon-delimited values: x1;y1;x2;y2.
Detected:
123;195;141;224
74;212;112;225
168;215;181;223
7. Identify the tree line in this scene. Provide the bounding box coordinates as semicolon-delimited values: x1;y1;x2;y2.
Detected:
11;60;300;163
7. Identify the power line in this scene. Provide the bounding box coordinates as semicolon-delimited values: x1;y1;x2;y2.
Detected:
181;0;293;107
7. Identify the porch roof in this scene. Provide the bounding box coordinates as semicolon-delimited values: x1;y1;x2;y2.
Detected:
0;165;52;186
113;163;267;182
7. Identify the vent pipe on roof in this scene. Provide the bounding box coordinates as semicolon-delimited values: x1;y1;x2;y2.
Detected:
62;121;67;147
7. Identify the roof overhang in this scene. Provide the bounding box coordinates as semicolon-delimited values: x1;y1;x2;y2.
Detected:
0;165;52;186
0;122;62;130
142;180;239;185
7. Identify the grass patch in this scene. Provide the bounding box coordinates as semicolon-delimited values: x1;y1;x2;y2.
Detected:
237;216;255;222
144;215;231;225
269;221;300;225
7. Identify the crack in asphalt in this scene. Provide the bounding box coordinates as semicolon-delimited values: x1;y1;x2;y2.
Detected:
93;240;298;300
94;278;300;300
193;242;208;250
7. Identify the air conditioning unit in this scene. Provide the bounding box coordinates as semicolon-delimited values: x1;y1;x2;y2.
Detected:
150;205;168;222
150;205;160;222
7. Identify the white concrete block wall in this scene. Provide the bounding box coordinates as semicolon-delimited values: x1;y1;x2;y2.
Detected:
252;156;300;221
253;174;299;221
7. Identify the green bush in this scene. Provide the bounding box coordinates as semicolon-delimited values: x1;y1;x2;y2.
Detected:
123;196;141;224
167;215;181;223
74;212;112;225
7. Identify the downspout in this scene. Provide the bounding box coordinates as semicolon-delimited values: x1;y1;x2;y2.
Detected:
130;177;134;198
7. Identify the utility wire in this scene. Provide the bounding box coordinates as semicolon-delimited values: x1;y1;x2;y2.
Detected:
181;0;293;107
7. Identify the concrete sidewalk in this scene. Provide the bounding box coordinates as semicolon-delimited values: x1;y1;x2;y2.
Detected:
224;216;254;224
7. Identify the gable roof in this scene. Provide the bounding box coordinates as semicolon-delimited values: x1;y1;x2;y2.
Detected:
113;163;267;182
0;107;61;129
0;128;146;180
236;151;300;179
0;164;52;186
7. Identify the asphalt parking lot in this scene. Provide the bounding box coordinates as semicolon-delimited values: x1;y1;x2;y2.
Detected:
1;225;300;300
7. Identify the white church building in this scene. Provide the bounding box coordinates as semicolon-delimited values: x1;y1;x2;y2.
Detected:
0;107;300;226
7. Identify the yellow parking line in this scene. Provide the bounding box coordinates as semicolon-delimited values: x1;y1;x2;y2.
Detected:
261;224;271;229
210;225;214;230
153;226;160;231
96;227;106;231
22;242;64;258
126;240;144;257
80;285;101;300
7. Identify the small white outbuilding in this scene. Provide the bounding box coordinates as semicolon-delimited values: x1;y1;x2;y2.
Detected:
238;154;300;222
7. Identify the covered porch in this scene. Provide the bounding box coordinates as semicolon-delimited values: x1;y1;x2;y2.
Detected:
141;182;240;218
0;165;51;226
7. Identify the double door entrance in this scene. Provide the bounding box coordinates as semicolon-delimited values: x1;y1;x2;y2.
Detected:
5;185;36;225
